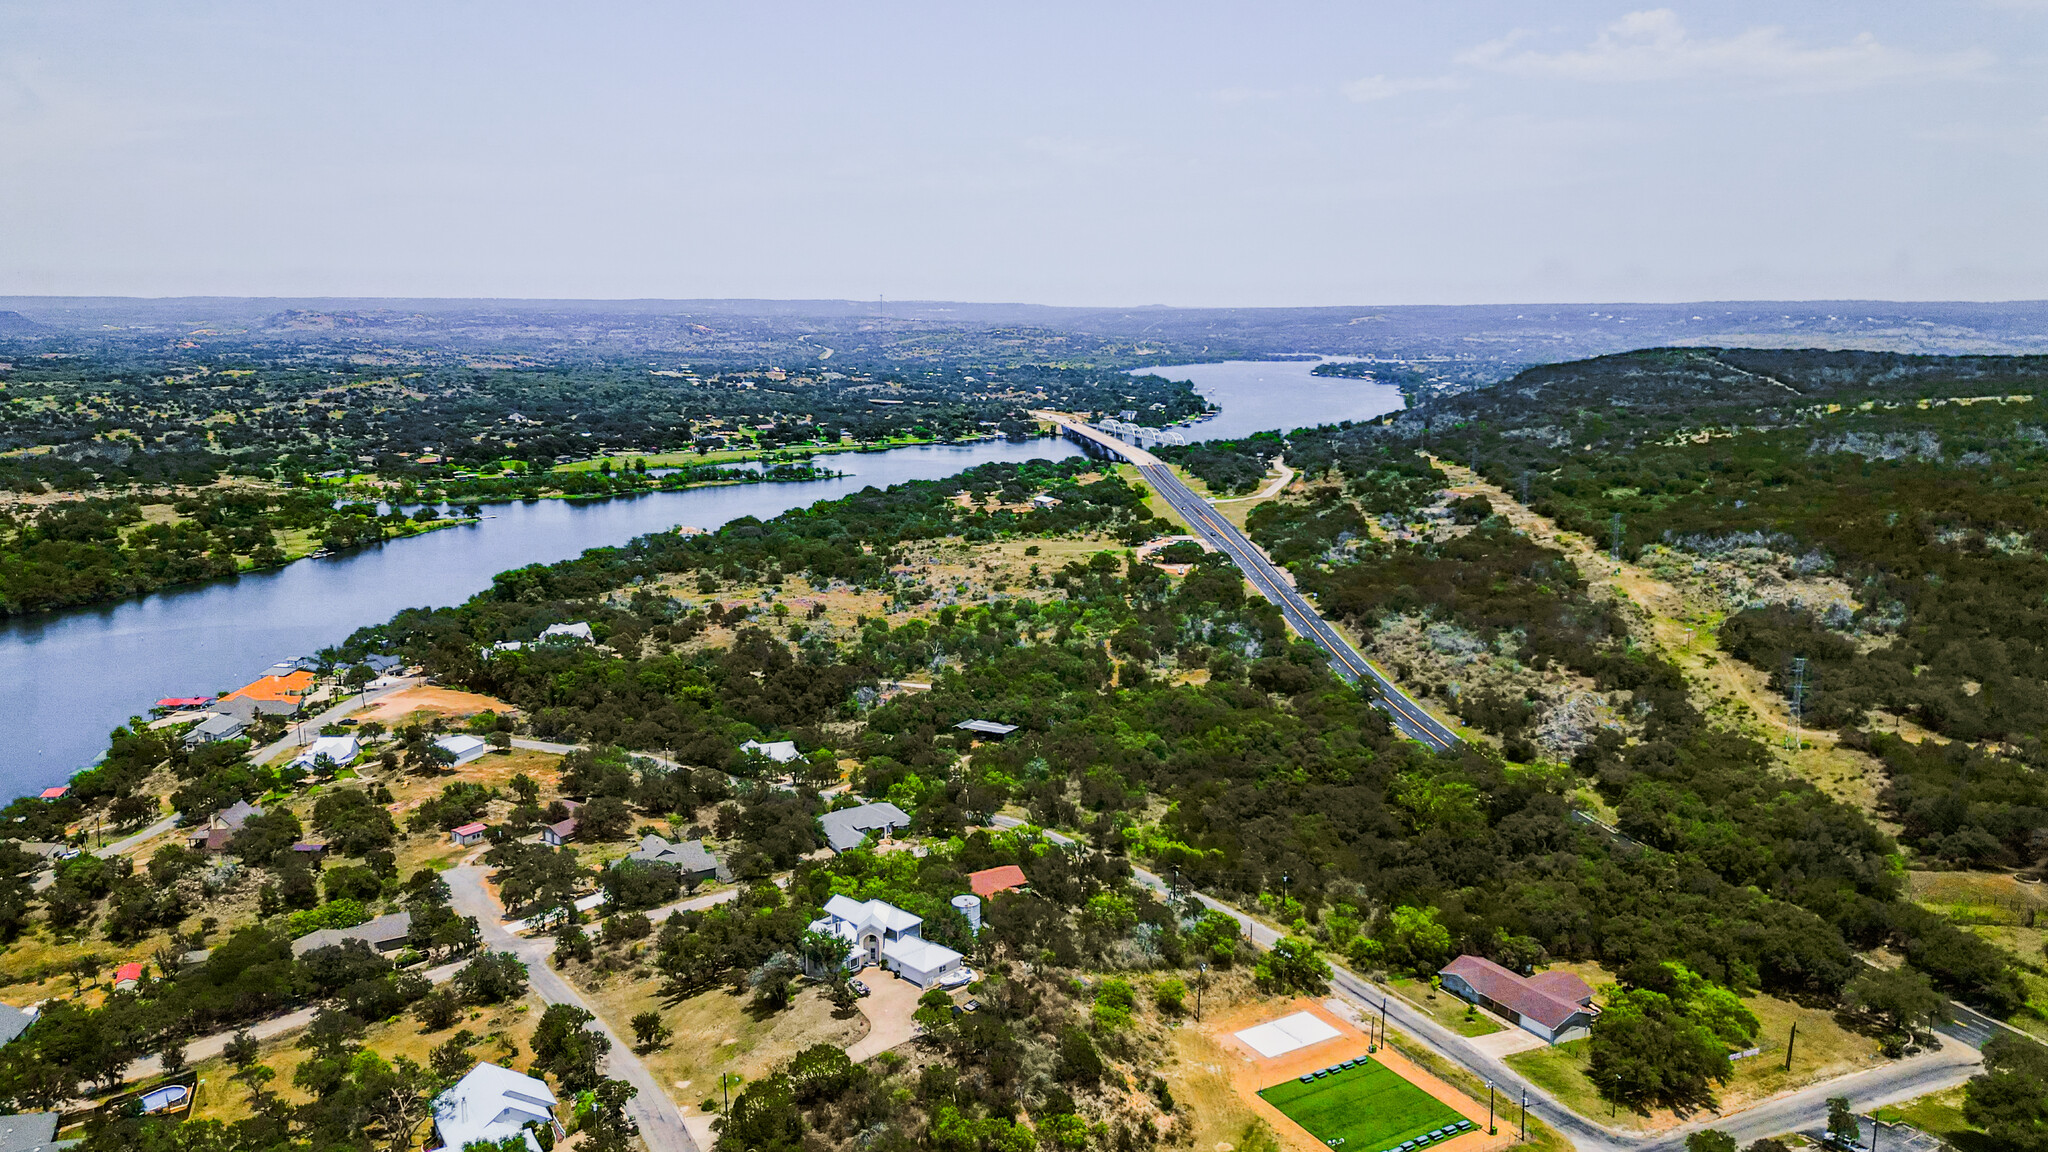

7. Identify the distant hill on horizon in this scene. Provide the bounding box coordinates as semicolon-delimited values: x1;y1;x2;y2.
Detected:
6;296;2048;387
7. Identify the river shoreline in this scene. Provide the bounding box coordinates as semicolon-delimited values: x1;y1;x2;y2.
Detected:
0;367;1405;795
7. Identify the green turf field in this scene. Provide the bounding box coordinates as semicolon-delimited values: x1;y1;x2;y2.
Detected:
1257;1059;1470;1152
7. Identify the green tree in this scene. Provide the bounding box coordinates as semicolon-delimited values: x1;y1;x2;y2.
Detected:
630;1011;671;1051
716;1072;803;1152
1688;1131;1737;1152
1827;1097;1860;1147
581;1078;640;1152
1587;987;1732;1114
1387;905;1454;974
1055;1026;1102;1085
1255;935;1331;995
914;987;955;1036
1964;1033;2048;1152
1844;966;1949;1039
453;950;528;1005
531;1003;609;1094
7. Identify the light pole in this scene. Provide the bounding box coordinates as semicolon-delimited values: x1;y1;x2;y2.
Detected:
1196;962;1208;1022
1519;1088;1526;1141
1487;1082;1496;1136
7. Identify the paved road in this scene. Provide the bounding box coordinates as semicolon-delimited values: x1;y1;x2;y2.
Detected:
989;817;1982;1152
445;864;699;1152
253;677;425;766
1036;414;1458;751
1935;1002;2014;1049
110;955;469;1087
100;813;180;857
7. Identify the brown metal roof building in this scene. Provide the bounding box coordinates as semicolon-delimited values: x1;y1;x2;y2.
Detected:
1438;955;1596;1044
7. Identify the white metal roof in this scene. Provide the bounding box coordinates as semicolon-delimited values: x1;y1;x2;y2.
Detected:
433;1062;557;1152
881;935;962;974
821;894;922;934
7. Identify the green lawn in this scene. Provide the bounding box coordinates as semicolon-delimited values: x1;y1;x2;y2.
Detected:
1259;1059;1469;1152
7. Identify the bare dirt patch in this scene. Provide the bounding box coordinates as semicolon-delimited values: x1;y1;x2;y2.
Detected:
356;686;517;725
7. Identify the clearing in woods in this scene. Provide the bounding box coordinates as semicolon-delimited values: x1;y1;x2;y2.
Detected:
1258;1060;1468;1152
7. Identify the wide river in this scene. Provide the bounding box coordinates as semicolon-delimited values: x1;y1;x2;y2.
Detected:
0;362;1404;795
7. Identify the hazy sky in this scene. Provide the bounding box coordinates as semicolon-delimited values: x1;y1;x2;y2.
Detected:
2;2;2044;306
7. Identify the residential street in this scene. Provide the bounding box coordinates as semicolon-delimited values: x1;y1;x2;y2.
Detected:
443;863;701;1152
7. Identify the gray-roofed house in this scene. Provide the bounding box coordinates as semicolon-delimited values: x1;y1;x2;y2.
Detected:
291;910;414;958
623;835;727;884
819;801;912;853
0;1004;35;1048
184;712;248;746
189;800;264;852
0;1112;75;1152
954;719;1019;739
541;818;577;846
215;695;296;721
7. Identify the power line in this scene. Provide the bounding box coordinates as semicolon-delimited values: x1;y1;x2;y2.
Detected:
1788;656;1808;750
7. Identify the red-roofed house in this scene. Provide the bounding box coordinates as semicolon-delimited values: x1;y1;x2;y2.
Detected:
451;822;488;846
968;865;1027;899
1439;955;1596;1044
113;962;145;990
38;787;67;800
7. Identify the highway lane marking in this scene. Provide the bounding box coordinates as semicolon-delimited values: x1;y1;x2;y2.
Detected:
1136;462;1457;750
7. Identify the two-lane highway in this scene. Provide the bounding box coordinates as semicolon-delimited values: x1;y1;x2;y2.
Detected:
1138;459;1459;749
1035;413;1459;750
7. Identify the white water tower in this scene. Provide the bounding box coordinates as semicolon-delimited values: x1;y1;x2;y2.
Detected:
951;893;982;934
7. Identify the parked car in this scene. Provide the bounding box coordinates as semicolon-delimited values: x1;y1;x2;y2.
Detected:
962;999;980;1012
849;978;870;997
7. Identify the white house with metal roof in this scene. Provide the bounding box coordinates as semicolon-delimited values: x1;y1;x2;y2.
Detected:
435;734;489;766
431;1062;561;1152
291;735;359;771
739;739;801;764
805;894;964;986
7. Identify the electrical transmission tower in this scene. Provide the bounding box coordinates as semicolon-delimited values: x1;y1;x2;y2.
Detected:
1788;657;1808;749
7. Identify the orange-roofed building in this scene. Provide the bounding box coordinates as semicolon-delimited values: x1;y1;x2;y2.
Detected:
968;865;1027;898
223;670;315;705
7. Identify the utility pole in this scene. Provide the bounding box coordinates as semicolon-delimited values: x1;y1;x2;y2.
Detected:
1788;657;1808;750
1785;1021;1798;1072
1487;1082;1496;1136
1196;962;1208;1022
1520;1089;1527;1141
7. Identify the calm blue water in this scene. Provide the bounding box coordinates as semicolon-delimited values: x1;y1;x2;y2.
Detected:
0;440;1078;794
0;364;1409;798
1128;357;1405;443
